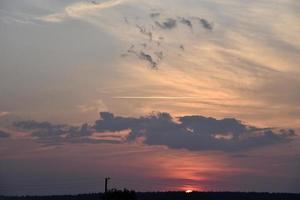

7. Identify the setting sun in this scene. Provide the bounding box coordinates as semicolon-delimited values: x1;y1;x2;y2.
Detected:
185;190;193;193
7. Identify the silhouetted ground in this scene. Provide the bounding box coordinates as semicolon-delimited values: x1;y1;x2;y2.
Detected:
1;191;300;200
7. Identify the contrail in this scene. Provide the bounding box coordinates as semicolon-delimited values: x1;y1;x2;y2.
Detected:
112;96;200;99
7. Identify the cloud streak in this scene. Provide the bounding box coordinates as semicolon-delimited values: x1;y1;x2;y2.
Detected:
112;96;201;99
38;0;126;23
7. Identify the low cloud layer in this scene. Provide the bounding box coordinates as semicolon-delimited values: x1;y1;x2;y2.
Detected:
13;120;109;145
13;112;296;152
0;130;10;138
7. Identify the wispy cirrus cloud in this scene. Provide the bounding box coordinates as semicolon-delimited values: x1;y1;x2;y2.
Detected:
1;0;300;129
38;0;127;23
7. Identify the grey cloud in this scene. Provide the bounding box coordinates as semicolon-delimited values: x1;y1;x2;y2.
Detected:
180;44;184;50
155;18;177;29
94;112;137;132
126;47;158;69
139;51;158;69
94;112;296;152
122;14;214;70
66;123;94;138
36;137;121;147
14;120;69;138
199;18;213;30
136;25;152;41
12;115;124;145
150;13;160;19
154;51;163;60
0;130;10;138
14;120;93;139
179;17;193;29
13;112;296;152
90;1;99;5
14;120;66;130
231;154;252;158
124;17;129;24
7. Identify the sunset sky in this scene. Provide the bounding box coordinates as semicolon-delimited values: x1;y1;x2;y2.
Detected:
0;0;300;195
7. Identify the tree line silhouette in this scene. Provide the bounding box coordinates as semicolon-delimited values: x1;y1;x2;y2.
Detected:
2;191;300;200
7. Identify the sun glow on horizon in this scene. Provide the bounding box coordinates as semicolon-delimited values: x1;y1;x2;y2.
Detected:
181;185;202;193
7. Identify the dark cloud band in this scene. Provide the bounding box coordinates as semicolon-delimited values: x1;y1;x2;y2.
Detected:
13;112;296;152
0;130;10;138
